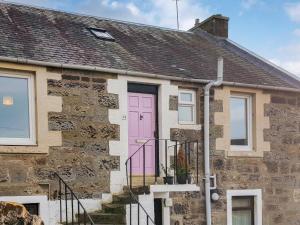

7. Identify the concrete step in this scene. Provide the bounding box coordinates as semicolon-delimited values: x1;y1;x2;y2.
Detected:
123;185;150;195
112;193;135;204
78;212;126;224
102;203;126;214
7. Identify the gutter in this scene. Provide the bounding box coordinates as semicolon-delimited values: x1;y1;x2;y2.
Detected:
203;57;223;225
0;56;299;93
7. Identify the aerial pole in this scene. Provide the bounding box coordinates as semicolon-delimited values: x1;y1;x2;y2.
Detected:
174;0;180;30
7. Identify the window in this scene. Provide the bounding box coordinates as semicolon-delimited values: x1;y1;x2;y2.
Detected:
178;90;196;124
23;203;39;215
232;197;254;225
89;28;115;41
230;94;252;150
0;73;35;145
227;189;262;225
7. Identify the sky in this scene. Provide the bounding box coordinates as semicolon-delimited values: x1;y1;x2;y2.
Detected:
5;0;300;77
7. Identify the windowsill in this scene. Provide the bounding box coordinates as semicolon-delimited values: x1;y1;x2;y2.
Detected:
0;141;37;146
150;184;200;193
178;123;202;130
228;150;264;158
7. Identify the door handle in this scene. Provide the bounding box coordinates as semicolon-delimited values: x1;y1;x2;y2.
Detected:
140;114;143;120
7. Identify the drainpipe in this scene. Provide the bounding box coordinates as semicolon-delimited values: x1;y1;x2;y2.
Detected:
204;57;223;225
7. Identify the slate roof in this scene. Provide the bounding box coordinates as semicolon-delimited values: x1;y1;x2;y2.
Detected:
0;2;299;89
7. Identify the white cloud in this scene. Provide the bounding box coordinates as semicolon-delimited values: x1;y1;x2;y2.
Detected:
241;0;258;10
5;0;210;30
270;58;300;77
285;2;300;23
270;43;300;77
293;28;300;37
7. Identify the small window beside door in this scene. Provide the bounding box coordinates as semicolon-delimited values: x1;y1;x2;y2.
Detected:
178;89;196;124
230;94;252;151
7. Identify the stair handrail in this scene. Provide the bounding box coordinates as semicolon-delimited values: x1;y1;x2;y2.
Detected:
125;138;200;225
125;139;169;225
54;172;95;225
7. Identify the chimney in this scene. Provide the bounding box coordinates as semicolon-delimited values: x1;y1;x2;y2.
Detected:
191;14;229;38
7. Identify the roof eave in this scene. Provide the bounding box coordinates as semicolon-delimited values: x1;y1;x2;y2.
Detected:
0;56;299;93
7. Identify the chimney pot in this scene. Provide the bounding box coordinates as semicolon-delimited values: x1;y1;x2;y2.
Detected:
190;14;229;38
195;18;200;25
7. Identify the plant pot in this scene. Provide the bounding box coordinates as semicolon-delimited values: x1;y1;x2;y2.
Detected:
163;176;174;184
176;174;187;184
176;174;192;184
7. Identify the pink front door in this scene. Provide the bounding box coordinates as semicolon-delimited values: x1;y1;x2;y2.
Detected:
128;92;156;175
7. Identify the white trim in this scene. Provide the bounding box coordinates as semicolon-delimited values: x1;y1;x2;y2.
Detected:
0;72;36;145
227;189;262;225
178;89;196;124
0;195;48;224
150;184;200;193
230;94;252;151
107;76;178;193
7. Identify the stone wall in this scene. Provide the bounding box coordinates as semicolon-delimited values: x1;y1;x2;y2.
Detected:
0;68;120;198
169;87;300;225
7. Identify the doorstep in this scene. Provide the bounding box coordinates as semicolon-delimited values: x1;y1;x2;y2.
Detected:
150;184;200;193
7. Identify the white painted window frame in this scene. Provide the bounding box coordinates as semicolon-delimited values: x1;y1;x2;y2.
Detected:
230;94;252;151
178;89;196;125
0;73;36;145
227;189;262;225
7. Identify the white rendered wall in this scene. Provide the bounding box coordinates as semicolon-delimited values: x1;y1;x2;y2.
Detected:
0;196;102;225
126;193;155;225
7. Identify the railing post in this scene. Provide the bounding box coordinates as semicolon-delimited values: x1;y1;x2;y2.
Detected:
143;144;146;192
130;203;132;225
165;139;167;180
71;191;74;225
84;211;87;225
59;179;62;223
196;140;199;184
65;184;68;225
130;158;132;189
77;201;80;225
155;139;158;184
185;141;188;184
137;204;140;225
174;140;178;184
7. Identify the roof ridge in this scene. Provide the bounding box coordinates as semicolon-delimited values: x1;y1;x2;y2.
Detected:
0;0;193;34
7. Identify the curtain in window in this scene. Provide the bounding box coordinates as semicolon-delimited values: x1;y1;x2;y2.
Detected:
233;210;252;225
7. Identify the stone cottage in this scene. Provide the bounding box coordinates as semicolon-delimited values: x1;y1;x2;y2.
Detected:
0;2;299;225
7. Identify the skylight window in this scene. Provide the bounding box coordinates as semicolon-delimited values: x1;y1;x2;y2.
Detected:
89;28;115;41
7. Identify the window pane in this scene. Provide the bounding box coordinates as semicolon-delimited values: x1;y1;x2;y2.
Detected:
232;210;252;225
232;198;251;208
23;203;39;215
0;76;30;138
230;97;248;145
180;93;192;102
232;197;253;225
178;105;193;122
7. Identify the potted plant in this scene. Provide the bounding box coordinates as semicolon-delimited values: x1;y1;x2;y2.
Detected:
161;164;174;184
176;146;192;184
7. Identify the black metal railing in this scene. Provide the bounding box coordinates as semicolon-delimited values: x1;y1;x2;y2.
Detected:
54;172;95;225
125;139;200;225
125;139;200;190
